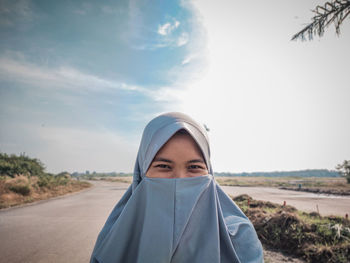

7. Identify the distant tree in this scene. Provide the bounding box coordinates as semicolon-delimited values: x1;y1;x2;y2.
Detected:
336;160;350;183
292;0;350;40
0;153;45;178
56;171;71;178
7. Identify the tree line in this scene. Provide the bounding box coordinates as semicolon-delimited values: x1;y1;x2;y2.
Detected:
0;153;46;178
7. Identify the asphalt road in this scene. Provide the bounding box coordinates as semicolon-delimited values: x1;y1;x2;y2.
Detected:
221;185;350;217
0;181;127;263
1;180;349;263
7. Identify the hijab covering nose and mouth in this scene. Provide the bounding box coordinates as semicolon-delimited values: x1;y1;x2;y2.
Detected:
90;112;264;263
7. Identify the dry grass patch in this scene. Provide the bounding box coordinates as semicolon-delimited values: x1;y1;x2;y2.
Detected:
216;176;350;195
233;194;350;263
0;175;91;209
96;176;133;184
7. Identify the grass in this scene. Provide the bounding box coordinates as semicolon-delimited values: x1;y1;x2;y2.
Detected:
8;184;31;195
0;175;91;209
215;176;348;187
216;176;350;195
92;176;133;184
233;194;350;263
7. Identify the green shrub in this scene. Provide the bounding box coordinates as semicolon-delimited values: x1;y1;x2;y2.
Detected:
38;174;51;187
37;173;71;188
0;153;45;178
9;184;31;195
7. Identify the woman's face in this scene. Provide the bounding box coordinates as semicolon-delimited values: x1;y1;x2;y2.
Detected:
146;132;208;178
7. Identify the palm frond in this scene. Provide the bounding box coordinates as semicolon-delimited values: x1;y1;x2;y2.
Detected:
292;0;350;41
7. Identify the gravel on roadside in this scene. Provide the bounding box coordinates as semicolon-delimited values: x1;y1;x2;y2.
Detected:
264;247;306;263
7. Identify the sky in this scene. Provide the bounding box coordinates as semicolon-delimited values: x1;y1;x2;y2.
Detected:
0;0;349;174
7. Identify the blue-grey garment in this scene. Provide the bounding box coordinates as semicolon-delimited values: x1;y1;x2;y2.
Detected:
90;112;264;263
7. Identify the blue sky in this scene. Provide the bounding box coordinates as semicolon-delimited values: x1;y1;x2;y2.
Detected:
1;0;349;173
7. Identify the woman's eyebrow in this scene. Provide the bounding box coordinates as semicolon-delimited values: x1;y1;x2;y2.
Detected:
153;157;173;163
188;159;205;164
153;158;205;164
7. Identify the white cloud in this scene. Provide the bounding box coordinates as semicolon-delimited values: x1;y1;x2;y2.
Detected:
157;20;180;36
0;55;197;108
134;20;188;50
182;53;197;65
131;42;169;50
0;56;149;94
158;23;171;35
149;86;185;103
177;32;189;46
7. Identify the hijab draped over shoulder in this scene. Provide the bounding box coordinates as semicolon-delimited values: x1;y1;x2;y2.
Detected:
90;112;264;263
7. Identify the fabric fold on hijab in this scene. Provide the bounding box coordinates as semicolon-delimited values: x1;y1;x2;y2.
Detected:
90;112;264;263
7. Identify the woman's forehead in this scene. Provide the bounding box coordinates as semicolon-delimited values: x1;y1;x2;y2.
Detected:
148;133;206;171
155;132;204;156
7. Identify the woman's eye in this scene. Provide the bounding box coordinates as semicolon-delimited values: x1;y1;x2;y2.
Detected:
155;164;171;169
188;165;204;170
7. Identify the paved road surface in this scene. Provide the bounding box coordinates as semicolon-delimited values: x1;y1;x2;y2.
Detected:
0;181;127;263
221;186;350;217
1;180;349;263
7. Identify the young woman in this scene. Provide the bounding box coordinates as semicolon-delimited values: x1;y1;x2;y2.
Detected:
90;112;264;263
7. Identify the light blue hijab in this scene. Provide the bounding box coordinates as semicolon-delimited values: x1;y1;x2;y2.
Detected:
90;112;264;263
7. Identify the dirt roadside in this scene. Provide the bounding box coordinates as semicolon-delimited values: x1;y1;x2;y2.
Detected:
264;247;305;263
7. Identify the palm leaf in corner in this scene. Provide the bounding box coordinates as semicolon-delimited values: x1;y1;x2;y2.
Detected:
292;0;350;40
